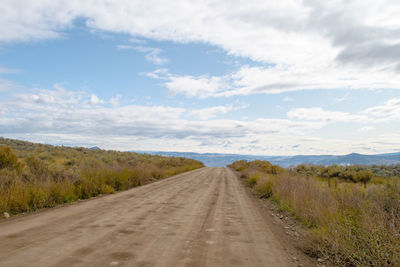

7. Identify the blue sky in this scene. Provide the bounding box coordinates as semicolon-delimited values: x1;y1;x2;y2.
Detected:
1;0;400;155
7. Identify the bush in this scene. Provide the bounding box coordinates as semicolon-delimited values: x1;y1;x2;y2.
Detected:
0;138;204;215
0;146;22;172
247;173;259;186
231;160;400;266
254;174;274;198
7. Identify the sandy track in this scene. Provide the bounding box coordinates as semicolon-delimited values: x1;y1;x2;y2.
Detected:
0;167;293;267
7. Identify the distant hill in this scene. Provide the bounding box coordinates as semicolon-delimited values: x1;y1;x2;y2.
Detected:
271;152;400;167
136;151;400;167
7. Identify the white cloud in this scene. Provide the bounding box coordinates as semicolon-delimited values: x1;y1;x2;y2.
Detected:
116;45;134;50
283;97;293;102
128;37;146;44
1;0;400;95
363;98;400;121
135;46;168;65
286;101;400;126
109;94;121;106
287;107;366;123
1;1;400;154
335;96;348;102
165;75;228;98
0;85;331;154
359;126;375;132
0;65;19;74
32;93;55;104
0;78;21;92
189;105;234;120
117;45;168;65
1;85;400;154
147;65;400;98
89;94;104;105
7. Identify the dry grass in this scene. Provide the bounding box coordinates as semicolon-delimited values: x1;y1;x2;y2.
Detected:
229;160;400;266
0;138;204;215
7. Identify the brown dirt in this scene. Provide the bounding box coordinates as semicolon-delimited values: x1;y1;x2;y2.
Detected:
0;167;312;267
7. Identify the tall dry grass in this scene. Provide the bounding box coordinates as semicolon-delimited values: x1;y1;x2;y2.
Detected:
0;138;204;215
230;160;400;266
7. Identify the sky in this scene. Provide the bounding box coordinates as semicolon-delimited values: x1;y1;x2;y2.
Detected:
1;0;400;155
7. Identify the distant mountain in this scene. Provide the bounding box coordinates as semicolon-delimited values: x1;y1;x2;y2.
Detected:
89;146;101;150
135;151;400;167
272;152;400;167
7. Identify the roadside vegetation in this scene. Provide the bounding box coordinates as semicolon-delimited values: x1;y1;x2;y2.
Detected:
229;160;400;266
0;137;204;216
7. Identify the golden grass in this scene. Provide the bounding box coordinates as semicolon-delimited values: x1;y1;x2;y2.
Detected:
230;160;400;266
0;138;204;215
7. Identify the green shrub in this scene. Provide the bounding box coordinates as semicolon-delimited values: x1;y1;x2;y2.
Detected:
0;146;22;172
29;185;49;209
100;184;115;194
247;174;259;186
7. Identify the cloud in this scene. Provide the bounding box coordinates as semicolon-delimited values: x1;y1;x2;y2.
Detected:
116;45;134;50
303;0;400;69
165;75;228;98
134;46;168;65
1;84;400;154
189;105;240;120
0;65;19;74
0;85;331;154
1;0;400;96
147;65;400;98
2;1;400;154
287;107;366;123
359;126;375;132
128;37;146;44
109;94;121;106
89;94;104;105
363;98;400;121
0;78;21;92
286;101;400;126
117;45;168;65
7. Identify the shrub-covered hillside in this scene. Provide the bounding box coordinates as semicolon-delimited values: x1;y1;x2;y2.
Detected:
229;160;400;267
0;137;204;215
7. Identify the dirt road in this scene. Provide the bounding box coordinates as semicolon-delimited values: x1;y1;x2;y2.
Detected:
0;167;294;267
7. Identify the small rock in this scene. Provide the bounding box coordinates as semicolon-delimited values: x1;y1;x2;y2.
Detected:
297;264;303;267
279;215;284;219
317;258;324;263
292;257;297;261
3;212;10;219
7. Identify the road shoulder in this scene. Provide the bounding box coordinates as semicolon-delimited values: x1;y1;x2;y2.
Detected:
232;168;318;267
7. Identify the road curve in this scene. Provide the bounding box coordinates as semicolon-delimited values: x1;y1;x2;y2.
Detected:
0;167;293;267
